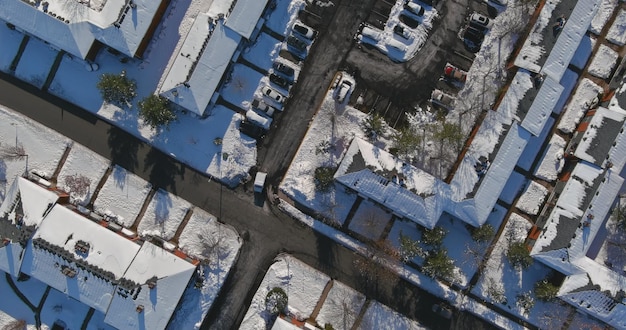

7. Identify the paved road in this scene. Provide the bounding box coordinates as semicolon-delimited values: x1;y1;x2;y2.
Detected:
0;72;469;329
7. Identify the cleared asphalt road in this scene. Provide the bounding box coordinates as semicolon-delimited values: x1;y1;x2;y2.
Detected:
0;71;468;329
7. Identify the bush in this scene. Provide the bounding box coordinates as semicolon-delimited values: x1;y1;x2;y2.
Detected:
614;204;626;231
361;114;386;141
324;323;334;330
138;95;176;129
399;232;425;262
516;291;535;315
506;241;533;269
314;166;335;192
422;226;447;247
534;279;559;301
96;72;137;105
471;224;495;243
392;128;421;159
422;249;455;280
265;287;288;315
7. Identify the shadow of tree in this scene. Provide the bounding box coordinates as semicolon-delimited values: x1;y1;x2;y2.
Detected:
143;148;180;194
107;127;140;172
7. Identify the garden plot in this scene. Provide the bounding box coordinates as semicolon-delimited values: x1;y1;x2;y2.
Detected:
0;23;23;72
56;143;109;205
14;38;57;89
40;288;90;330
607;9;626;46
357;301;425;330
515;181;549;216
92;165;152;227
239;254;330;330
588;44;618;79
170;208;242;330
137;188;192;240
348;200;393;241
0;106;68;190
533;134;566;182
315;281;366;330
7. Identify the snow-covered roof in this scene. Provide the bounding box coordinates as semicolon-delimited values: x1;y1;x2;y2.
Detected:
573;106;626;167
542;0;601;81
532;161;623;267
0;177;59;227
471;124;530;226
559;258;626;329
520;76;563;136
0;0;165;59
225;0;268;39
160;19;241;116
104;241;196;330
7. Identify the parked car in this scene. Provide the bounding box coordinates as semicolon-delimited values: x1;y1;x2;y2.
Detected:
246;109;272;130
335;80;353;103
239;120;266;139
430;89;456;110
269;73;290;89
287;35;308;52
443;63;467;83
272;62;295;81
393;24;412;39
292;22;317;40
399;13;420;28
252;98;277;117
262;86;286;104
360;24;383;41
405;1;425;16
432;304;453;319
469;13;491;32
463;26;484;53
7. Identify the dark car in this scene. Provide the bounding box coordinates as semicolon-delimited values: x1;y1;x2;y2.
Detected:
399;13;420;28
463;26;484;53
273;62;295;81
432;304;453;319
269;73;290;89
287;35;307;52
239;120;265;139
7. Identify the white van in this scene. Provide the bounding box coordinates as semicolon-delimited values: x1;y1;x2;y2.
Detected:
246;109;272;130
254;172;267;193
336;80;353;103
360;25;382;42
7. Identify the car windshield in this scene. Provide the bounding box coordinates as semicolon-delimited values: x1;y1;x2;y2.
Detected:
294;25;308;35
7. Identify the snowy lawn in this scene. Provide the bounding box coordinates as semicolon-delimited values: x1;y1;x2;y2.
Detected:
348;200;392;241
241;32;282;72
0;106;68;193
264;0;306;36
56;143;109;205
170;208;242;330
588;44;618;79
0;23;23;72
40;288;90;330
533;134;566;182
590;0;618;34
315;281;366;330
357;301;425;330
14;37;57;89
472;213;570;326
607;9;626;46
92;165;152;227
221;63;266;110
137;188;192;240
557;78;603;134
239;254;330;330
515;181;549;216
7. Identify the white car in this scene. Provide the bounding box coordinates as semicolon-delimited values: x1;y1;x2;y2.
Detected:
335;80;353;103
246;109;272;130
262;86;286;104
292;22;317;40
405;2;425;16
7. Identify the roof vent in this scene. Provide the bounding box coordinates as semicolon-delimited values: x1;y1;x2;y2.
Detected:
136;305;144;313
147;276;157;289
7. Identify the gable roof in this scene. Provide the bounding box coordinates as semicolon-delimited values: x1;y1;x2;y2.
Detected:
225;0;269;39
160;18;241;116
520;76;563;136
104;241;196;330
0;0;165;59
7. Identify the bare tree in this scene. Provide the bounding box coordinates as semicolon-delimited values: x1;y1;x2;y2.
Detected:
3;319;26;330
0;143;27;161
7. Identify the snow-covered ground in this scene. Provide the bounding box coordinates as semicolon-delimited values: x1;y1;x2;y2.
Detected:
137;188;192;240
533;134;566;182
239;254;426;330
588;44;618;79
589;0;618;34
92;165;152;227
558;78;604;134
515;181;549;215
606;9;626;46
